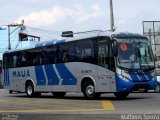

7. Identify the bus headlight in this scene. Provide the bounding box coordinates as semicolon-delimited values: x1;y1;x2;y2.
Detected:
117;74;130;82
122;76;130;82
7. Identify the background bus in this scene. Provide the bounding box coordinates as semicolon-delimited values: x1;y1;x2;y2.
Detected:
2;31;157;99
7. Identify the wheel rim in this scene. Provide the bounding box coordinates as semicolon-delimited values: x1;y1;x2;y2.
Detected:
27;85;33;95
86;85;95;96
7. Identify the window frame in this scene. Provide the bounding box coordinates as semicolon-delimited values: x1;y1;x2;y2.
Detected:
3;36;112;69
96;37;115;71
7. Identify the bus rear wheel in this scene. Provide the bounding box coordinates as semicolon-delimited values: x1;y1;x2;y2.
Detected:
52;92;66;98
114;92;129;99
82;81;101;99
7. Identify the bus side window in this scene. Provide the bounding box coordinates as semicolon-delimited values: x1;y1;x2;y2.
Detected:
69;43;75;62
58;44;70;63
33;54;42;65
27;52;33;66
52;46;58;64
50;51;56;64
42;46;57;65
75;45;81;61
13;54;17;68
63;50;69;62
21;52;29;67
3;54;9;68
98;42;115;71
75;39;95;64
32;49;42;66
42;50;48;65
16;54;22;67
98;43;110;68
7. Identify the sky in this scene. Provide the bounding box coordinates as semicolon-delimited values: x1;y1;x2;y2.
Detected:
1;0;160;32
0;0;160;59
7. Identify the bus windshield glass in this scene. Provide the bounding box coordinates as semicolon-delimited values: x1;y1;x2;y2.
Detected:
116;38;155;70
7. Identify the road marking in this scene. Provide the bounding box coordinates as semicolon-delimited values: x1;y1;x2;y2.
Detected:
0;100;11;102
0;99;115;113
101;100;115;110
0;109;107;113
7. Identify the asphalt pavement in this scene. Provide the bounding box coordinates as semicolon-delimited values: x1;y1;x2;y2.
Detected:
0;89;160;120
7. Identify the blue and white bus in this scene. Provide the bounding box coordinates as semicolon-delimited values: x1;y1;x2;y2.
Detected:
2;31;157;99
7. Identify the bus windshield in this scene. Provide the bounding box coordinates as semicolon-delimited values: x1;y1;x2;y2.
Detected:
116;38;155;71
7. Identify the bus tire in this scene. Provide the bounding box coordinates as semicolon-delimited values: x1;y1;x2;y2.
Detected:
52;92;66;98
114;92;129;99
155;83;160;93
26;82;35;98
82;81;101;99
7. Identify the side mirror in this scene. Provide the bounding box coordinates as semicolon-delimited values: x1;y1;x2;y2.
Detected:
113;41;118;57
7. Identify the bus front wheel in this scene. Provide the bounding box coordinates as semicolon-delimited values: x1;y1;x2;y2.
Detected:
155;83;160;93
26;82;35;97
82;81;101;99
114;92;129;99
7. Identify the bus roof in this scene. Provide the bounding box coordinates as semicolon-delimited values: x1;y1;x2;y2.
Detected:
3;31;145;54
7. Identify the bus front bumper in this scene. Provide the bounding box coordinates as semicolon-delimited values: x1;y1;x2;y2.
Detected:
116;76;157;92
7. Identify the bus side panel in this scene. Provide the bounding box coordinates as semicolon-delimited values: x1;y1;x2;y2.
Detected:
4;62;116;93
7;67;36;92
64;62;97;92
2;69;11;90
65;62;116;93
97;65;116;92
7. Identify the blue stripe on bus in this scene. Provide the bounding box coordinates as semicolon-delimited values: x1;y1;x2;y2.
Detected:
35;43;43;47
55;40;65;44
4;69;6;86
35;40;65;48
144;73;153;80
4;69;10;86
44;41;56;46
129;72;139;81
137;73;149;81
7;69;10;86
56;64;77;85
44;64;59;85
35;66;46;85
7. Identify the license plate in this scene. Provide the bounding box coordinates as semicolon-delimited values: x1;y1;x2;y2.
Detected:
138;88;146;92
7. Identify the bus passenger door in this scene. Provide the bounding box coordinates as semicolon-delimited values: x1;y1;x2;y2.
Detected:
97;41;116;92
